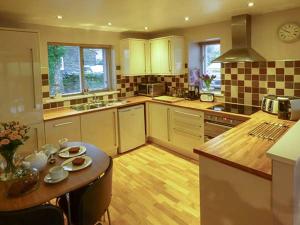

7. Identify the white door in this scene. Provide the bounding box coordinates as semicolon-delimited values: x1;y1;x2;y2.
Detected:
118;105;145;153
81;109;118;156
129;39;147;75
150;39;161;74
147;103;171;143
0;29;43;125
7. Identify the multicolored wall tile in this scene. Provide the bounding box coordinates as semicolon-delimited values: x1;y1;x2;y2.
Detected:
221;61;300;106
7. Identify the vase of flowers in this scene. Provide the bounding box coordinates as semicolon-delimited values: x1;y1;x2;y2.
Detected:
200;74;217;92
0;121;30;181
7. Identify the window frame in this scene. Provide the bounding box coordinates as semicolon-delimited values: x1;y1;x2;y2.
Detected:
47;42;112;97
199;40;221;91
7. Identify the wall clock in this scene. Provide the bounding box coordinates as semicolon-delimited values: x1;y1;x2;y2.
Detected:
278;23;300;42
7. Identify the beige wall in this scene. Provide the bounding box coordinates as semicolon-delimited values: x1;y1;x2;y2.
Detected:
17;24;121;73
1;7;300;70
152;7;300;61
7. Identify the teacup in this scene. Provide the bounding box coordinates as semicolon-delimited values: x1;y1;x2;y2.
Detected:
58;138;68;149
49;166;64;180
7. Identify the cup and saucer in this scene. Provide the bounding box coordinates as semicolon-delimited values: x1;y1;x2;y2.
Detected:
44;166;69;184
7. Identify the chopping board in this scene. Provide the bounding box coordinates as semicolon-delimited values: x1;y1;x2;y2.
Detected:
153;96;185;103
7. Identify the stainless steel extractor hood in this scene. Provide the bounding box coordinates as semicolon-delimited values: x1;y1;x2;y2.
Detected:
213;14;265;63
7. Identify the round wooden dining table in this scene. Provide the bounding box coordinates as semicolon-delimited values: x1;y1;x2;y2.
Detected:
0;142;110;212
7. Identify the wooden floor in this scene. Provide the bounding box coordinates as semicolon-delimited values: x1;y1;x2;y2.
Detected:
104;144;200;225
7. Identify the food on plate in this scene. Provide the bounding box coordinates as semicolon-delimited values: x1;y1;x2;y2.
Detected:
72;157;85;166
69;147;80;154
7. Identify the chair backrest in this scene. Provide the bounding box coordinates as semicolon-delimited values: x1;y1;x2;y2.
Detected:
0;204;64;225
78;156;113;225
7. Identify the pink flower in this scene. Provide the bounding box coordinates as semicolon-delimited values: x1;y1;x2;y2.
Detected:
15;135;22;140
0;131;5;138
9;134;17;140
1;139;10;145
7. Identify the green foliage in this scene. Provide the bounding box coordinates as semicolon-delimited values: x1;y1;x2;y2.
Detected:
48;45;65;92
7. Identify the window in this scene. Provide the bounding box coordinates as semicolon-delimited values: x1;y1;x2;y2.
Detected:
200;42;221;91
48;43;111;96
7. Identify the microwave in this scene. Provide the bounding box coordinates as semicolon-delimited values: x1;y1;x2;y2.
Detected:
138;83;165;97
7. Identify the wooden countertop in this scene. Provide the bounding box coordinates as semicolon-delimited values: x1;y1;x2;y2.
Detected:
193;110;295;180
44;96;295;180
43;96;152;121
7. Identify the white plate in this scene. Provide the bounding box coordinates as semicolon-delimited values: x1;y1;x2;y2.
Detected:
58;146;86;158
44;170;69;184
61;155;92;172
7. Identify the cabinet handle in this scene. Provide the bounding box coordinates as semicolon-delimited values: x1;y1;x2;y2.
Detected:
173;128;202;138
144;42;146;73
174;110;202;118
168;40;171;73
113;111;117;147
149;42;152;73
167;108;170;142
53;121;73;127
30;48;37;109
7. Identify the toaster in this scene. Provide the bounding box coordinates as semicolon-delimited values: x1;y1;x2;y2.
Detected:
261;95;279;114
261;95;300;119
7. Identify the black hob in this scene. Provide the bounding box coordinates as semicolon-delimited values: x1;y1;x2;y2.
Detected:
208;103;260;115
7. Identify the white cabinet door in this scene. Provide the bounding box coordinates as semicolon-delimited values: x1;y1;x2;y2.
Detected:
120;38;148;75
0;29;42;124
147;102;171;143
149;39;162;74
45;116;81;147
159;38;172;74
149;36;184;75
81;109;118;156
171;107;204;159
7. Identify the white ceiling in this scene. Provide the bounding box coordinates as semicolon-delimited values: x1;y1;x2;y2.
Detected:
0;0;300;32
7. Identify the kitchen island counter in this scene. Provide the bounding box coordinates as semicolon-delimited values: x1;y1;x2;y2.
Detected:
194;110;295;180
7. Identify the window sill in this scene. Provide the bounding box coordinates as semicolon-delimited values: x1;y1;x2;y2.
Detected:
43;90;120;104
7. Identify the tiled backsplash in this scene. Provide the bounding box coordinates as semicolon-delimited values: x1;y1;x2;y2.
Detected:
116;74;188;98
42;73;188;109
221;61;300;106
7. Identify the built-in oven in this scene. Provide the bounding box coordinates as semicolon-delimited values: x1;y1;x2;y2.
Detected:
204;113;244;142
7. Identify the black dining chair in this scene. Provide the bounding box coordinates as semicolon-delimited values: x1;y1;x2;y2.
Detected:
0;204;65;225
59;156;113;225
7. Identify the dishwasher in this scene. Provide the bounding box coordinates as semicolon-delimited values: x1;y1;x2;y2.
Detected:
118;104;146;153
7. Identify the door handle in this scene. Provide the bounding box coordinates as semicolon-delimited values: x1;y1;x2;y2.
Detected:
30;48;37;109
113;111;117;147
53;121;73;127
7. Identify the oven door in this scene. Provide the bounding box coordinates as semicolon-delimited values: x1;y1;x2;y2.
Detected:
204;121;233;141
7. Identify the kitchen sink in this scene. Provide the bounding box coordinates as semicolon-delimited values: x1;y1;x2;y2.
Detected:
70;99;127;111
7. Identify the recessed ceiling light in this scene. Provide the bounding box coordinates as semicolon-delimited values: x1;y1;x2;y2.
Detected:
144;26;149;30
248;2;254;7
185;17;190;21
57;15;63;19
108;22;112;26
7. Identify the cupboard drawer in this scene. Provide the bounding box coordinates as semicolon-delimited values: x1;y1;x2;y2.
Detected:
172;108;204;127
45;116;81;146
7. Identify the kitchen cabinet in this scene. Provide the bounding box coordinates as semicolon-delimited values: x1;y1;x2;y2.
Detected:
147;102;172;143
171;108;204;159
147;102;204;159
120;38;149;75
44;116;81;147
149;36;184;75
81;109;118;156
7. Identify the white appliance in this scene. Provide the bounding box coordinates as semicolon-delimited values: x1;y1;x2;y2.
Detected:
0;28;45;155
118;104;146;153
